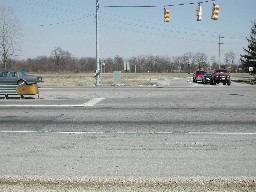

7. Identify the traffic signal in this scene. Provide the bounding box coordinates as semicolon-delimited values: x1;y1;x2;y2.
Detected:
164;8;170;22
211;3;220;20
196;4;202;21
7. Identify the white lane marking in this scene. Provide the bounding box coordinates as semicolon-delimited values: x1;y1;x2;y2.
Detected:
0;131;105;134
0;104;85;107
38;87;53;90
83;98;105;107
189;132;256;135
0;131;38;133
1;131;256;135
0;98;105;108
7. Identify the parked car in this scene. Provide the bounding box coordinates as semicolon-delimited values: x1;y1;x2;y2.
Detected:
202;73;212;84
211;69;231;85
193;70;206;83
0;70;43;85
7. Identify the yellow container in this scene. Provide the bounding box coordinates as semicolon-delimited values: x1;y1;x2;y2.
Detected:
17;84;39;95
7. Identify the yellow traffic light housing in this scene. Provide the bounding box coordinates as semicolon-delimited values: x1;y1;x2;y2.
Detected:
164;8;170;22
211;3;220;20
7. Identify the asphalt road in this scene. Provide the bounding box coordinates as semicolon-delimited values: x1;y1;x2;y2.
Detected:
0;78;255;179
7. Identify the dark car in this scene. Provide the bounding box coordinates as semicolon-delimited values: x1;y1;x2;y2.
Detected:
0;70;43;85
202;73;212;84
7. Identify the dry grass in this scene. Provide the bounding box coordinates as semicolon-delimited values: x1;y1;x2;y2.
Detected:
41;73;176;86
34;73;252;86
38;72;250;87
0;176;255;192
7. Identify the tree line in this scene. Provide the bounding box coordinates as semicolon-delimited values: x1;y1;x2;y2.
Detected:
1;5;253;74
2;47;241;74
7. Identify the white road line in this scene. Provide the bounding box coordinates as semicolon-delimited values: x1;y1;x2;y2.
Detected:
0;104;85;107
0;98;105;108
83;98;105;107
38;87;53;90
53;132;105;134
1;131;256;135
0;131;38;133
189;132;256;135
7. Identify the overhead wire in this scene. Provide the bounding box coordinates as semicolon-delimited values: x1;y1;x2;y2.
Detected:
10;0;246;48
7;0;238;41
167;0;216;7
103;0;245;41
14;0;95;27
105;6;157;8
103;0;217;8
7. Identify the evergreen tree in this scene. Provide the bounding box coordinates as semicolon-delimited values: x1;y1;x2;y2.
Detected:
240;21;256;74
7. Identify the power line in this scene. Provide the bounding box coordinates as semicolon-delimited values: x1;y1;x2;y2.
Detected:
104;0;216;8
167;0;216;7
25;0;244;41
13;0;94;27
12;0;245;48
33;1;244;43
39;14;94;27
105;6;157;8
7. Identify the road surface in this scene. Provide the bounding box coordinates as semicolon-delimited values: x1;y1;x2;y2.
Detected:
0;78;255;191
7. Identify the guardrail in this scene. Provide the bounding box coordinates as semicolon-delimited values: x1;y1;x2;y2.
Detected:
0;84;39;99
0;85;18;99
232;76;255;85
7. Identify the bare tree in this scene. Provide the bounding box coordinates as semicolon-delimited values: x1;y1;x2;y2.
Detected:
0;6;22;70
51;47;73;71
211;56;219;70
224;51;235;65
192;52;208;70
181;52;193;73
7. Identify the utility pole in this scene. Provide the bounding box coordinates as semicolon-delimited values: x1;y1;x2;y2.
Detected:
218;34;224;69
95;0;100;85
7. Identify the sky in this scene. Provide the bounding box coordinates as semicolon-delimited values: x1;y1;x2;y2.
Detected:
0;0;255;63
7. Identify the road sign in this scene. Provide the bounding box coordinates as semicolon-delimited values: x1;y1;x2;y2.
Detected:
124;61;130;71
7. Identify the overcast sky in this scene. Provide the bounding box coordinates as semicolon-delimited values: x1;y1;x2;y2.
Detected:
1;0;255;63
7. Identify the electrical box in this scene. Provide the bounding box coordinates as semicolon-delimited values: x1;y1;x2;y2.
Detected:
17;84;39;95
114;71;121;86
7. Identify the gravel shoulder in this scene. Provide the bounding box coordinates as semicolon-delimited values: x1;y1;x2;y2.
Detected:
1;177;256;192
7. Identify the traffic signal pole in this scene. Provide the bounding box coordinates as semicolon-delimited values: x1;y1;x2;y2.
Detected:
96;0;101;86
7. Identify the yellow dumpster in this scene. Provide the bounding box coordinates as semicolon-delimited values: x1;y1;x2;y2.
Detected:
17;84;39;96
